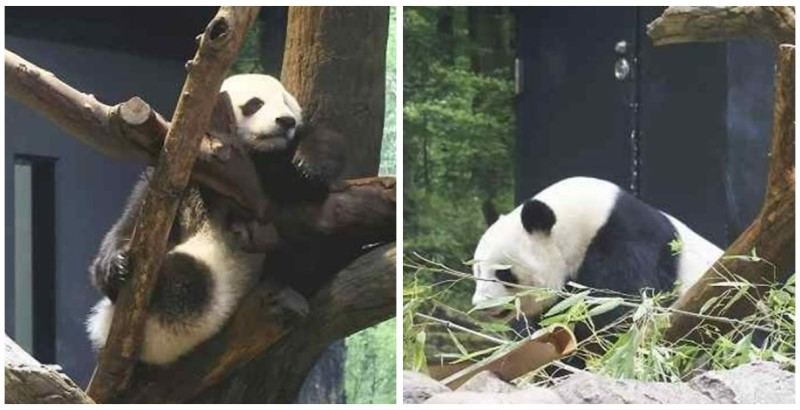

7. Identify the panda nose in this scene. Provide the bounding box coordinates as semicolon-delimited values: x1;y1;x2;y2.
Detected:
275;116;296;129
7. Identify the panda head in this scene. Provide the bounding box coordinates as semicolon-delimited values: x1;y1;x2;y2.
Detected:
471;199;568;318
220;74;303;153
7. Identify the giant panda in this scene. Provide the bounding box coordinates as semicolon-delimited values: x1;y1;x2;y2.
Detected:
471;177;723;330
87;74;344;365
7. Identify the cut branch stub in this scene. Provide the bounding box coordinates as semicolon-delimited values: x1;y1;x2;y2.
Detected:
86;6;260;403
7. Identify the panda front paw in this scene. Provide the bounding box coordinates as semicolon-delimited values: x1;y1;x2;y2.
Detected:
91;247;132;302
230;219;281;253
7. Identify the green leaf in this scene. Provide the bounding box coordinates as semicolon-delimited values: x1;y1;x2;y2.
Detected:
468;295;516;313
699;296;720;314
544;291;590;317
588;298;624;317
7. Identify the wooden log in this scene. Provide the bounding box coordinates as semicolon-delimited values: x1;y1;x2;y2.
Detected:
663;45;795;343
86;7;260;402
647;6;795;46
4;335;94;404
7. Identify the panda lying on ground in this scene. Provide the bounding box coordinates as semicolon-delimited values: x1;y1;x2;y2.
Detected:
471;176;723;334
87;74;344;365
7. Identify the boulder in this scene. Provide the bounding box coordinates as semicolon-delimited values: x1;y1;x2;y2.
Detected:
425;388;564;404
402;371;450;404
689;361;794;404
554;372;712;404
456;371;517;394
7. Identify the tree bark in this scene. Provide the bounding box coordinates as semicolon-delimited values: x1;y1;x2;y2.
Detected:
86;7;260;403
5;335;94;404
281;6;389;179
647;6;795;46
664;45;794;343
193;244;396;403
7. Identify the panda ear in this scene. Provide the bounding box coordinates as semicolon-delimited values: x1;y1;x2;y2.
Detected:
521;199;556;233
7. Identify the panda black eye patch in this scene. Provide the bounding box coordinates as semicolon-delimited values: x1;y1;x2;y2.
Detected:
240;97;264;117
495;268;518;286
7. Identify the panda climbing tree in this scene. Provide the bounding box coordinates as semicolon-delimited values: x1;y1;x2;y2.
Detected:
4;6;395;404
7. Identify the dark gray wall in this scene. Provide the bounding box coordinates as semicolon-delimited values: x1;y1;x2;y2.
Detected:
5;35;185;385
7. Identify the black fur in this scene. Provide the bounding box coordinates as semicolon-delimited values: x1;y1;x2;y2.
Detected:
495;268;519;286
91;114;346;314
575;189;679;296
90;170;223;310
90;82;349;348
251;123;346;203
150;253;213;325
521;199;556;233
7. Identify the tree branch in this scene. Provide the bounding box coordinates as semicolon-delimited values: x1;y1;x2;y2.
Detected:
647;6;795;46
193;243;397;403
5;50;396;242
86;7;260;402
663;45;795;343
5;335;94;404
6;49;264;215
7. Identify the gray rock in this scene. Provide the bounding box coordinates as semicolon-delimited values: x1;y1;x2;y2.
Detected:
689;361;794;404
425;388;564;404
554;372;712;404
456;371;517;394
403;371;450;404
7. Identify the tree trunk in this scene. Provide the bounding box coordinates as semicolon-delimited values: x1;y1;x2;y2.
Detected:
197;6;391;403
467;7;513;75
437;7;455;64
281;6;389;179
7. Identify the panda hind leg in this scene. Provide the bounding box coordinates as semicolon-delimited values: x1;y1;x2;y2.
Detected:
149;252;213;326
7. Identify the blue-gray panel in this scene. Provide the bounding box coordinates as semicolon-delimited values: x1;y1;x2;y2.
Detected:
724;39;775;242
5;35;185;385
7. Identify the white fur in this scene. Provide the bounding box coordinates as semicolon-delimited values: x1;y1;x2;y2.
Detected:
472;177;722;316
86;225;263;365
220;74;303;151
662;213;724;292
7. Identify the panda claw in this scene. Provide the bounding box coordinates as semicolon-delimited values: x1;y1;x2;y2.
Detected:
109;251;131;286
276;287;309;318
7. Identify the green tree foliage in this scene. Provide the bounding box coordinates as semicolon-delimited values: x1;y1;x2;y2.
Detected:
404;7;515;306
